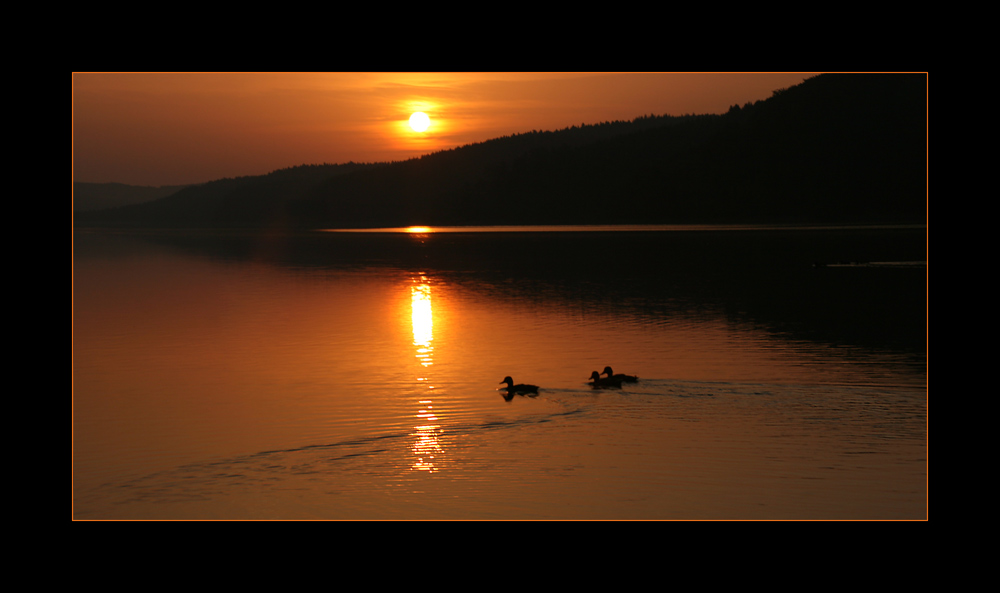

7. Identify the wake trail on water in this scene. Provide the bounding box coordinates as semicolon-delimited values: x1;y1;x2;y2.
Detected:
74;405;590;513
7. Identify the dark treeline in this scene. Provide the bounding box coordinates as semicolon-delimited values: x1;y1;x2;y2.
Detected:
74;74;927;229
73;182;193;212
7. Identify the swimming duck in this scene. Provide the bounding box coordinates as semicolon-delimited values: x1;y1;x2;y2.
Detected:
589;370;624;388
601;366;638;383
499;376;540;400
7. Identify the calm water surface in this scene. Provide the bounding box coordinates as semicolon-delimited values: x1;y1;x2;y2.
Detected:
72;226;927;519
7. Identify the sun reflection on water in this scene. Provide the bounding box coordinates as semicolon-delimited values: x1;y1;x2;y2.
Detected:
410;399;443;473
410;275;442;472
411;278;433;367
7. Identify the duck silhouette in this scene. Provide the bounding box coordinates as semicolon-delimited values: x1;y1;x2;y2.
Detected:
601;366;638;383
499;376;540;400
589;370;624;388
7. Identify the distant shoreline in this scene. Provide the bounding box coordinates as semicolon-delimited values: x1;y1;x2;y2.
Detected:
73;222;928;239
318;223;927;234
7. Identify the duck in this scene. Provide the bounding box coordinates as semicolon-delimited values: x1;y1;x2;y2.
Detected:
499;376;540;400
589;370;624;388
601;366;638;383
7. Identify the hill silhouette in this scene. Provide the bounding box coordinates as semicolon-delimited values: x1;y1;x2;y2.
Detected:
73;182;192;212
74;73;927;229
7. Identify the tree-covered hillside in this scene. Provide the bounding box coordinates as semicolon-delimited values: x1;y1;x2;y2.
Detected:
74;74;927;229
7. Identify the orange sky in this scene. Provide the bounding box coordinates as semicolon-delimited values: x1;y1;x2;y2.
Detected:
72;72;818;187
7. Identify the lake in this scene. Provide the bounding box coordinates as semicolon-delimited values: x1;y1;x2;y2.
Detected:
72;225;927;520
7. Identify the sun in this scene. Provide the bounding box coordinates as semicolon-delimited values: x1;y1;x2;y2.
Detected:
409;112;431;133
